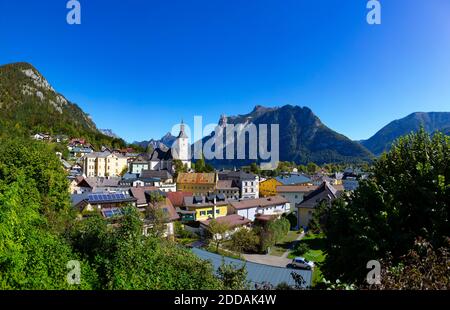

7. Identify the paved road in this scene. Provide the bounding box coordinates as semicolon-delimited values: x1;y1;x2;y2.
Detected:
242;253;292;267
243;232;305;266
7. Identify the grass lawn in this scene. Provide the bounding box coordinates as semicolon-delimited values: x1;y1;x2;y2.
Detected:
269;230;303;257
288;233;326;286
205;243;242;260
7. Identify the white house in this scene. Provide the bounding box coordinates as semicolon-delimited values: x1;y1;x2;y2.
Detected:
276;185;318;206
230;196;290;222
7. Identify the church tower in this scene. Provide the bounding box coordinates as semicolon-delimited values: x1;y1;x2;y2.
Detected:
172;120;191;169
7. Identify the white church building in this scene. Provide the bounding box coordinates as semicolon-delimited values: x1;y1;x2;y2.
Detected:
145;121;191;173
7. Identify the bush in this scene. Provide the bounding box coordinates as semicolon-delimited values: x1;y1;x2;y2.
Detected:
255;217;291;253
230;228;260;253
174;221;197;239
293;243;310;256
284;212;298;229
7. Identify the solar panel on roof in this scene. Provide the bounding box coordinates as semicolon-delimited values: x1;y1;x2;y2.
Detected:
103;210;113;218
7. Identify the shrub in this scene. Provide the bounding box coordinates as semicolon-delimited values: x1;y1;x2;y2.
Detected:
293;243;310;256
230;228;260;253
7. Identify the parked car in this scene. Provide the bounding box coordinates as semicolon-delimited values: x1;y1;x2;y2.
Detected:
291;257;314;270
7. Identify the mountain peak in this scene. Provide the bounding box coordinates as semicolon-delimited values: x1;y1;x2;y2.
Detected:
202;104;372;166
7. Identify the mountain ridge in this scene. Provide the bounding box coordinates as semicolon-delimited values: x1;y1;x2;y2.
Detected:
361;112;450;155
0;62;126;149
196;104;374;167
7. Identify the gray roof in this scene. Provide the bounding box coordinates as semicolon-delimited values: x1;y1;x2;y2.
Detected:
82;177;122;188
183;194;229;207
140;169;173;180
122;173;140;180
84;151;126;159
219;170;257;181
71;193;90;207
296;181;340;209
60;159;72;169
149;148;173;161
276;174;311;185
191;248;311;288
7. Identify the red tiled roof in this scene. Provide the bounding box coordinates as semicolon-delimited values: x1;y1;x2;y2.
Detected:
167;191;193;207
177;172;216;184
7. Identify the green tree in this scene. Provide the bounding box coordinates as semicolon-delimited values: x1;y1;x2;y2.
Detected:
173;159;188;178
365;238;450;290
306;162;319;174
250;162;261;175
0;138;95;289
230;228;260;253
217;261;250;290
320;129;449;284
207;219;230;253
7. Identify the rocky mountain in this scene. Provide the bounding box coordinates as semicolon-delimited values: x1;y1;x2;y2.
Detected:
195;105;373;167
133;132;177;150
0;62;126;148
99;129;119;139
361;112;450;155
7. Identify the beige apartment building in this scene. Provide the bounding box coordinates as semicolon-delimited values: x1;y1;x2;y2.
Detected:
83;152;128;177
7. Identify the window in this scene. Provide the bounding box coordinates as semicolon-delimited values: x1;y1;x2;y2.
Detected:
216;209;220;214
200;211;206;216
295;195;298;199
207;210;213;215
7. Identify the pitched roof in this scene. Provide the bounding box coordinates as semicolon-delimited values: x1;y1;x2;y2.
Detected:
84;151;126;159
149;147;173;161
60;159;72;169
297;181;341;209
129;186;159;205
177;172;216;184
140;169;173;180
231;196;289;210
200;214;251;228
216;180;239;190
146;198;180;222
84;192;136;205
166;191;193;207
80;177;122;188
275;174;311;185
191;248;311;288
276;185;318;193
219;170;257;181
183;194;229;208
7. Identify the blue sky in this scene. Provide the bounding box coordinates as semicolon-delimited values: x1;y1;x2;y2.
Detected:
1;0;449;143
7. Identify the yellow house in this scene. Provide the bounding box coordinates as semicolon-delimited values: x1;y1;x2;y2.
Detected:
176;172;217;195
183;194;228;221
83;152;128;177
259;178;283;197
